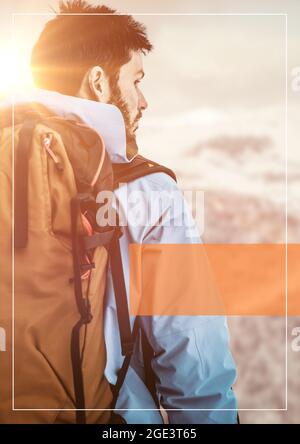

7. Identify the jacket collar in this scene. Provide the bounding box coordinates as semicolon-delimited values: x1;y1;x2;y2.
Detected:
1;88;136;164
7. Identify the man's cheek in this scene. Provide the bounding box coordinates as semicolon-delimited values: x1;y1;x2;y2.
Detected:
128;94;138;122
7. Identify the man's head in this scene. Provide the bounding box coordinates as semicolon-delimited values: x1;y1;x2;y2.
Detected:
31;0;152;144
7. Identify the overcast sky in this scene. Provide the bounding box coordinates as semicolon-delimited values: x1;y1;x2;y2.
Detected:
1;0;299;108
1;0;299;196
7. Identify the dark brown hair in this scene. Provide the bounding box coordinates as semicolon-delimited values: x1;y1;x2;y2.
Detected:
31;1;153;95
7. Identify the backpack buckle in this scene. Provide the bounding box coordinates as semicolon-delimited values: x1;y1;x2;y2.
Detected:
121;341;134;356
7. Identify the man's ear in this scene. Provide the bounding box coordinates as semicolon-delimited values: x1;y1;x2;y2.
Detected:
77;66;110;102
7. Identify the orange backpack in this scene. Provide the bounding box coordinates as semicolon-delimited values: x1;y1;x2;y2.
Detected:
0;103;176;424
0;105;117;424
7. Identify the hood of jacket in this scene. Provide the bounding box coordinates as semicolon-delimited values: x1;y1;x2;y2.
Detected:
0;88;135;164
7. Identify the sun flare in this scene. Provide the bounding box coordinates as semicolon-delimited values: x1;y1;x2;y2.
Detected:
0;45;34;97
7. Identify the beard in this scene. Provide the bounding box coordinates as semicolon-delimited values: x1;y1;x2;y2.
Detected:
107;76;140;159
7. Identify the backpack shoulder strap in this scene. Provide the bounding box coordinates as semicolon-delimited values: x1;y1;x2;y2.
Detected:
108;230;140;410
111;155;174;411
113;155;177;188
109;230;135;357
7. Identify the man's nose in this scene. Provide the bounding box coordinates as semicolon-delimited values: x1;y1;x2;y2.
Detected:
139;90;148;111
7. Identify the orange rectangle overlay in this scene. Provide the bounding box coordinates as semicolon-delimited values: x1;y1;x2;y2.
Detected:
129;243;300;316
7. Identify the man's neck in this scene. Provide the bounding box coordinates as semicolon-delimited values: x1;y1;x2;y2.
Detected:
126;137;138;160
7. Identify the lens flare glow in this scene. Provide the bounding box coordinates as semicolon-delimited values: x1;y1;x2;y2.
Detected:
0;45;33;96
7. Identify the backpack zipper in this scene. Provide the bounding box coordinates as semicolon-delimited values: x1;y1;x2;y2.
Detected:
90;132;106;187
41;133;64;172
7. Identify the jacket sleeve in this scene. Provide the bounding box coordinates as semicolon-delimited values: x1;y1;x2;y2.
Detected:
138;172;238;424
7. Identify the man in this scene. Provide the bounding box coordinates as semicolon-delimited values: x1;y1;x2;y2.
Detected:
30;0;238;423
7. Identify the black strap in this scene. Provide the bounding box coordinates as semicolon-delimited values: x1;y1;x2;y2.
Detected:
110;155;176;409
110;317;140;410
70;196;94;321
108;227;142;410
14;119;38;248
70;195;95;424
109;231;134;356
70;320;87;424
113;155;177;188
108;229;160;412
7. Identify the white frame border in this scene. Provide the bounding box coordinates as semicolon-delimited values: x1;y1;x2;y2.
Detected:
11;11;288;414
